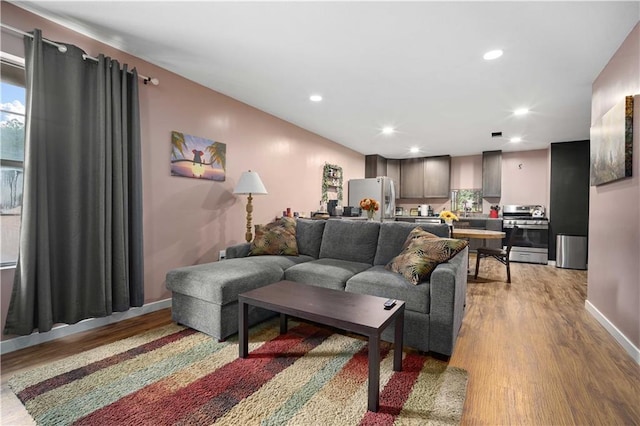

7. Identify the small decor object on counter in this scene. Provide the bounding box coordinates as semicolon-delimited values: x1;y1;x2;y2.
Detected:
439;210;459;227
360;197;379;220
489;205;500;218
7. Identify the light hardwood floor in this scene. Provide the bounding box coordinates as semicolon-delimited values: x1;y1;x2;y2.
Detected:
2;257;639;425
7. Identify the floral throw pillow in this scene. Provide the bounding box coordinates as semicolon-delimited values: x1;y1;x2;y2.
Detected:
249;217;299;256
386;234;468;285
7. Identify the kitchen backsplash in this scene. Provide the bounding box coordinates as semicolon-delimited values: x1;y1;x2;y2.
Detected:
397;190;498;217
451;189;483;213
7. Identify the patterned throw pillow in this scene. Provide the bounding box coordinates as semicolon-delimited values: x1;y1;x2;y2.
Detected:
249;217;299;256
401;227;439;249
386;228;468;285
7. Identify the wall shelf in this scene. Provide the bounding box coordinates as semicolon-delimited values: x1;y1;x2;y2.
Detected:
321;163;343;203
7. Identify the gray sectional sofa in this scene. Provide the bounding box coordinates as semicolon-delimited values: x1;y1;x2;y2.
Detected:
166;219;469;356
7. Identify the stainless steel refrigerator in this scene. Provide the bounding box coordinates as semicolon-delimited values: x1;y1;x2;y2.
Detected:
347;177;396;221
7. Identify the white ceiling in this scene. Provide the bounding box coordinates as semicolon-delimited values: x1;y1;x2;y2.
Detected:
11;1;640;158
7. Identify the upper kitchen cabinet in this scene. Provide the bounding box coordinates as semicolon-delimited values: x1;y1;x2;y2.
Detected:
423;155;451;198
400;155;451;198
482;150;502;198
386;159;401;199
365;154;387;178
400;158;424;198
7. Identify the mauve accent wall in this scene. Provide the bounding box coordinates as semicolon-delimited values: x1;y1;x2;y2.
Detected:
501;149;550;210
588;22;640;352
450;155;483;189
0;3;364;339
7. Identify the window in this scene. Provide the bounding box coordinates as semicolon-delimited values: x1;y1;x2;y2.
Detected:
1;56;26;267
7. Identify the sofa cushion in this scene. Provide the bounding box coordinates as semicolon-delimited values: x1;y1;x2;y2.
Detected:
345;265;431;314
373;222;450;266
242;254;314;270
319;220;380;264
386;235;468;285
285;258;372;291
166;258;285;305
295;218;326;258
249;217;298;256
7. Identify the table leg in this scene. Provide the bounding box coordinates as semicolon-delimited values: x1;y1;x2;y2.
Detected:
239;300;249;358
280;313;288;334
394;308;404;372
367;334;380;412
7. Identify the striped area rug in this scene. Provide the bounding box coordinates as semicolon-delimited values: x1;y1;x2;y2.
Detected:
9;319;467;425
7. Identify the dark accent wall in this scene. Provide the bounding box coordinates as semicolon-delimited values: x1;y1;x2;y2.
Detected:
549;140;590;260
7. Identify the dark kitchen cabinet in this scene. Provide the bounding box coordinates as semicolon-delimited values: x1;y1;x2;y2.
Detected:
387;159;401;199
400;155;451;198
485;219;504;250
482;150;502;198
423;155;451;198
400;158;424;198
365;154;387;178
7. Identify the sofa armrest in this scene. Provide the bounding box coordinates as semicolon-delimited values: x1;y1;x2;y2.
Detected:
226;243;251;259
428;246;468;356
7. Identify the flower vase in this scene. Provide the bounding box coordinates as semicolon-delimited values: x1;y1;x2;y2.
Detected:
366;210;374;221
444;219;454;237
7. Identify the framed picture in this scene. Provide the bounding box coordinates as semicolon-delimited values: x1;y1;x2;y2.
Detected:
409;208;419;216
590;96;634;186
170;131;226;181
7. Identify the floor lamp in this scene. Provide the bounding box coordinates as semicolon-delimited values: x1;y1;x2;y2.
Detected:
233;170;268;242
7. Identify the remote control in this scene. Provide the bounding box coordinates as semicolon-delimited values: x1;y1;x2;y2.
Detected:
384;299;396;309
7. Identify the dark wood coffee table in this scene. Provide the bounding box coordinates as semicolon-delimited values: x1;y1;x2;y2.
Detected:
238;280;405;412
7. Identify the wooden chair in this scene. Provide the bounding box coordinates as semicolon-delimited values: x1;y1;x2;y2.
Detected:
474;225;518;283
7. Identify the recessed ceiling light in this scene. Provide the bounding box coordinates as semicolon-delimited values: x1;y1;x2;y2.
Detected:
510;137;522;143
410;147;419;153
514;108;529;116
483;49;503;60
309;94;322;102
382;126;395;135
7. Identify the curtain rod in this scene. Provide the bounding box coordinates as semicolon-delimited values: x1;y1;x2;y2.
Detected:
0;23;159;86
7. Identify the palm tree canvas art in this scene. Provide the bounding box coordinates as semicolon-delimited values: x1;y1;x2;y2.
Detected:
171;131;226;181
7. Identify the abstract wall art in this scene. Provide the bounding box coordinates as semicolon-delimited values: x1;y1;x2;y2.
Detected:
590;96;634;186
170;131;226;181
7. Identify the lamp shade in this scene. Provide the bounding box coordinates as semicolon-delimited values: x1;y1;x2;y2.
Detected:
233;170;268;195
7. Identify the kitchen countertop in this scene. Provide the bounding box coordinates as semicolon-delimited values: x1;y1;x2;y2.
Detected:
395;215;503;220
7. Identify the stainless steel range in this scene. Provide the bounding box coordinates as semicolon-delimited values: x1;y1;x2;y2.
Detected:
502;205;549;264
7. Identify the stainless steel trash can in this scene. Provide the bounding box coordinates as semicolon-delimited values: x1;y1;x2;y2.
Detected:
556;234;587;270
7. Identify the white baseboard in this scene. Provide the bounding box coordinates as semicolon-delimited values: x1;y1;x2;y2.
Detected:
585;300;640;364
0;299;172;355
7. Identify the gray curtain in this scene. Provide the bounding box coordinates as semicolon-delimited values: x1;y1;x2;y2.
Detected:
4;29;144;335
